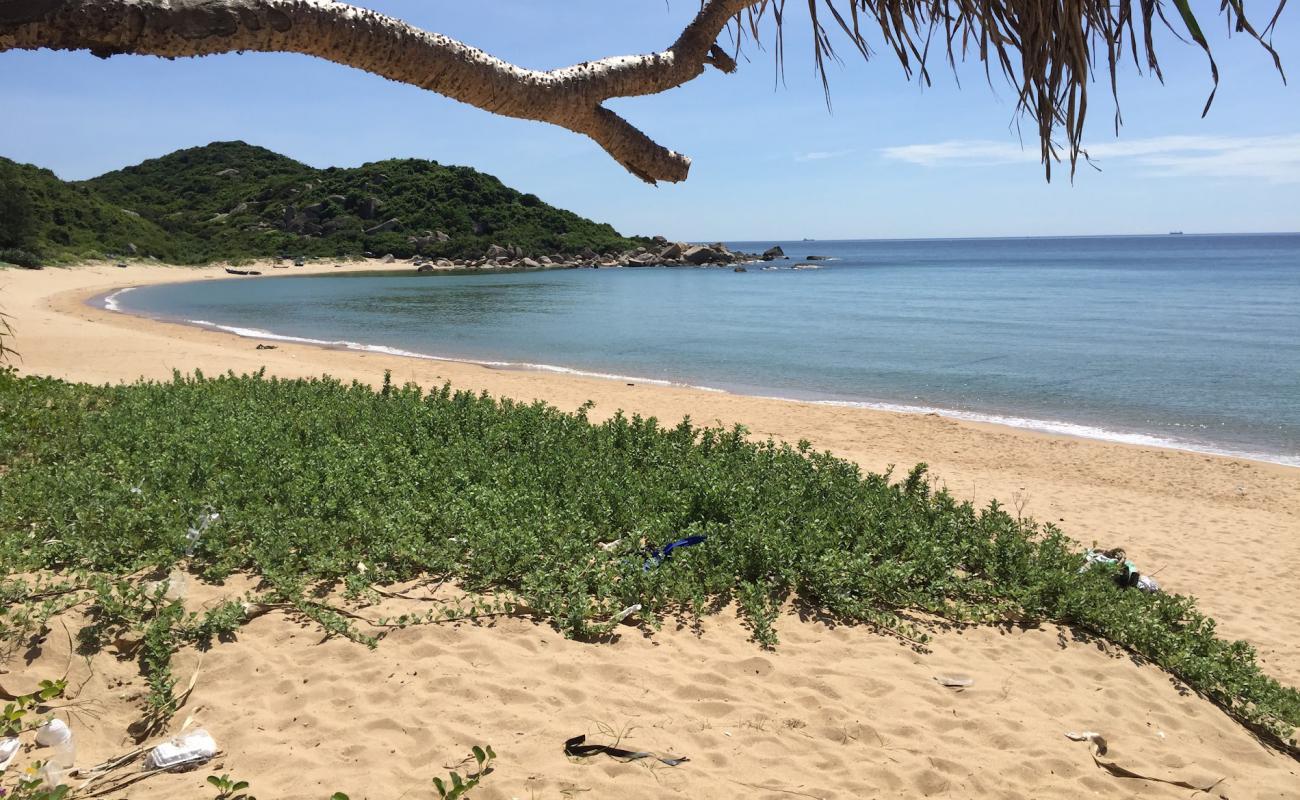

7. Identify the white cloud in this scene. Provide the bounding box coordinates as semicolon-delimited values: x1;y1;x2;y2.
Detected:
880;134;1300;182
795;149;853;162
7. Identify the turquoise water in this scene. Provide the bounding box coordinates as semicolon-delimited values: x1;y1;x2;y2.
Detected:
109;234;1300;465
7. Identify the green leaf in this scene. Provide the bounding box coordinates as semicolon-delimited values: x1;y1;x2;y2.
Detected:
432;776;448;798
472;745;485;765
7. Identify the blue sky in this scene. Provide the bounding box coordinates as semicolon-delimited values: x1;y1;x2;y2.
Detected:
2;1;1298;240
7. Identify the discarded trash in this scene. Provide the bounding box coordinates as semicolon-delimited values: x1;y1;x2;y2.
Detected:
1082;548;1160;593
256;343;278;350
643;536;706;570
564;734;688;766
145;728;217;770
611;604;641;624
35;719;76;786
0;736;19;770
35;718;71;747
1065;730;1107;754
1064;730;1222;792
187;511;219;554
935;675;975;689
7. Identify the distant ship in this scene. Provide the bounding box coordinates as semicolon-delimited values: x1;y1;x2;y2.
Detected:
1169;231;1184;235
801;237;815;242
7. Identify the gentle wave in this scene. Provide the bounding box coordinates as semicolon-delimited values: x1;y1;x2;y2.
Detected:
788;397;1300;468
102;294;1298;469
184;319;725;391
102;287;136;311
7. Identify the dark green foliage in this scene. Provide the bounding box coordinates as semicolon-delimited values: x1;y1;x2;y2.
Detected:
0;369;1296;747
0;158;175;262
0;141;645;264
0;161;37;248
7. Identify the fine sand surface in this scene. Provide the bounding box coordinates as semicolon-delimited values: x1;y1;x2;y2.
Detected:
2;262;1298;798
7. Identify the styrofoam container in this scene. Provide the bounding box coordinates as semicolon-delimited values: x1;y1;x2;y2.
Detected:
146;729;217;770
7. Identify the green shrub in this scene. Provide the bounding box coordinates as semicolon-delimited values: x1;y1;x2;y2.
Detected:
0;248;41;268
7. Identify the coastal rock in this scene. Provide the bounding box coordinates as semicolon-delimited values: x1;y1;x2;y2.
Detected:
684;245;729;265
381;253;395;264
434;230;451;242
762;245;785;260
358;197;381;220
520;257;541;268
805;255;830;260
630;253;659;266
657;242;684;260
416;264;436;273
215;168;240;177
486;244;510;259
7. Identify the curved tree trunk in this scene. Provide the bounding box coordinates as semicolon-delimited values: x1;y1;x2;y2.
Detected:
0;0;756;183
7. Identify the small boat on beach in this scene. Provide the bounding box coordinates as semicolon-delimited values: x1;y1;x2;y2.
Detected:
225;268;262;276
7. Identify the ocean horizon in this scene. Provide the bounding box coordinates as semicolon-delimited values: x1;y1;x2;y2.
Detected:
106;233;1300;467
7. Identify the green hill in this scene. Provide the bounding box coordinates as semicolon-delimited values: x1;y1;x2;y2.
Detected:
0;142;647;265
0;158;175;266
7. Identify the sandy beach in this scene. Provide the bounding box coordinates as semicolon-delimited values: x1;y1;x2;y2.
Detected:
2;261;1298;799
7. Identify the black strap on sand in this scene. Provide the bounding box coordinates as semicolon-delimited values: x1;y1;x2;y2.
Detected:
564;734;689;766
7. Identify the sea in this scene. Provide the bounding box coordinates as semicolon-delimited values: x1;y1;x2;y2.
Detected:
105;234;1300;466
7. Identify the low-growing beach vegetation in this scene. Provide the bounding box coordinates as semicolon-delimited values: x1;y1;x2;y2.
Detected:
0;368;1296;752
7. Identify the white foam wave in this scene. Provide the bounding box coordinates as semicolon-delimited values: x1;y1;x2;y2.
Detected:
102;287;136;312
183;319;725;391
786;397;1300;467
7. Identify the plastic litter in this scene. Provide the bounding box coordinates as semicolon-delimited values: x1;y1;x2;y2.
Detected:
35;719;71;747
186;511;219;556
34;720;76;787
0;736;19;770
611;604;642;624
935;675;975;690
145;728;217;770
564;734;688;766
1082;548;1160;593
643;535;707;570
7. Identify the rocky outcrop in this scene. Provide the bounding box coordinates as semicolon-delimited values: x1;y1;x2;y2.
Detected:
762;245;785;260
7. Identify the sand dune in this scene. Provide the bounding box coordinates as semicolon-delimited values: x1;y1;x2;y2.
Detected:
2;262;1298;797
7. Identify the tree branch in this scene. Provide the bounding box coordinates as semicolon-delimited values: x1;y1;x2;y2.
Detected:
0;0;757;184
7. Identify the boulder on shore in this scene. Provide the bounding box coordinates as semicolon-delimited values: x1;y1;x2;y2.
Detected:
657;242;684;261
762;245;785;260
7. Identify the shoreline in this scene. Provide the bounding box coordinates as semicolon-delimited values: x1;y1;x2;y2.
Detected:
98;277;1298;469
3;260;1299;682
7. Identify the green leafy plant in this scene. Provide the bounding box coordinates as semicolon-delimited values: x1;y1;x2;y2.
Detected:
1;771;72;800
432;746;496;799
0;680;67;738
207;773;256;800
